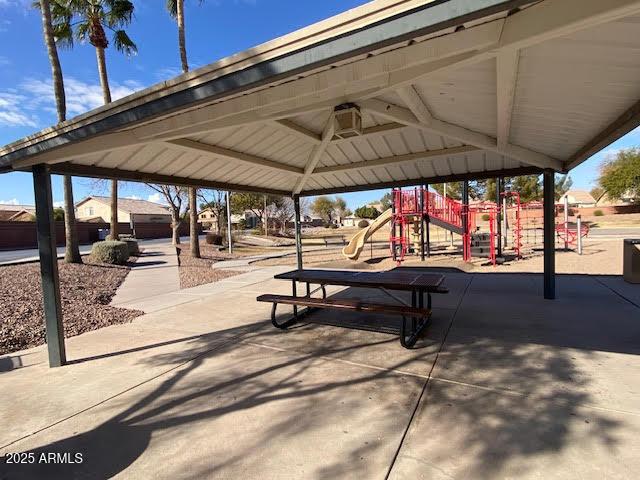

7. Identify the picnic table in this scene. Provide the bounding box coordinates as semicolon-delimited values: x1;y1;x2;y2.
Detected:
322;235;347;246
257;269;448;348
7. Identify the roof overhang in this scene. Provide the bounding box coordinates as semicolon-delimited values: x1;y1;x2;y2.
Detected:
2;0;640;196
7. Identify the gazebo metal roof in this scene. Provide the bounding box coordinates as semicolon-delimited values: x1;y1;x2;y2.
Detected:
2;0;639;196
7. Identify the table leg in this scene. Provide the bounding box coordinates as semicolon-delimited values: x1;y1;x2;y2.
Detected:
306;282;310;297
292;280;298;318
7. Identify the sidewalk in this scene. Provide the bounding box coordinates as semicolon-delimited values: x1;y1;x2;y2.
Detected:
111;245;181;312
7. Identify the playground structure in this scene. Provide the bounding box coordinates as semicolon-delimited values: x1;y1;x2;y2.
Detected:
343;186;590;266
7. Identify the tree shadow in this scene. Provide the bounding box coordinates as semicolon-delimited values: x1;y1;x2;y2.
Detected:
3;274;632;479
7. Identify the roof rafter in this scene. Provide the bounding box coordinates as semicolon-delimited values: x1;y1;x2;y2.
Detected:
164;138;304;175
312;145;480;175
496;49;520;150
361;98;562;171
293;114;335;194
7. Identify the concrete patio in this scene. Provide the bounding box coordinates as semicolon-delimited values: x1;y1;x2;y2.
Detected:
1;267;638;479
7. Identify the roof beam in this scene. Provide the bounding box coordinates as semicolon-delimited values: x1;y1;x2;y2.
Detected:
300;165;543;196
46;162;291;196
361;98;562;171
273;120;322;144
165;138;304;175
313;145;479;175
499;0;640;52
565;98;640;170
496;49;520;150
293;114;335;194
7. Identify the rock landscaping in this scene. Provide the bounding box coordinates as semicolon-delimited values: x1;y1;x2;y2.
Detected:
0;258;143;355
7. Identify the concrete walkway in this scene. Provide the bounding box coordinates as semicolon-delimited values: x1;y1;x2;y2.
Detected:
1;269;639;479
111;245;181;312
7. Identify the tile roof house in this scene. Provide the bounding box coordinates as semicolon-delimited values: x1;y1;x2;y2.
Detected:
559;190;597;207
0;203;36;221
75;196;171;224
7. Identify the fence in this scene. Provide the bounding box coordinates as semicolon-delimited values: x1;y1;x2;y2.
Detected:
0;221;195;250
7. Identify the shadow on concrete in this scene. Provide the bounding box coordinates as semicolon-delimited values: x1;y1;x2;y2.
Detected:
4;272;635;478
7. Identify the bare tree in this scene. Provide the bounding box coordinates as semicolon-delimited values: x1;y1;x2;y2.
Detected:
146;185;188;245
198;189;227;234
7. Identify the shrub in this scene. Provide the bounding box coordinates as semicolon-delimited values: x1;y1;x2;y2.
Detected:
357;219;370;228
206;233;223;245
121;238;140;256
594;209;604;216
481;214;490;221
91;241;130;265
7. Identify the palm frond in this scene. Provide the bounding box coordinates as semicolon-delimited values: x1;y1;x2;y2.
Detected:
166;0;177;18
52;20;74;48
113;29;137;55
105;0;135;28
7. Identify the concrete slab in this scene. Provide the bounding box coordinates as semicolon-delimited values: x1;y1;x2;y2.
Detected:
2;342;425;479
388;381;640;480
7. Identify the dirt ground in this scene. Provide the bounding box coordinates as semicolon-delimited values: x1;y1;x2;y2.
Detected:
254;237;627;275
176;245;244;289
0;258;143;355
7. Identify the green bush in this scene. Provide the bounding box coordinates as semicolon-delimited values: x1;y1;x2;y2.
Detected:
481;214;490;221
357;219;370;228
594;209;604;216
121;238;140;256
206;233;223;245
91;241;130;265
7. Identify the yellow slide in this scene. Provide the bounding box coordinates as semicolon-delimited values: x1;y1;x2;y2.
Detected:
342;209;392;260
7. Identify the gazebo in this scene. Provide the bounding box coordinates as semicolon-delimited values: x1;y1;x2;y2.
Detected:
1;0;639;367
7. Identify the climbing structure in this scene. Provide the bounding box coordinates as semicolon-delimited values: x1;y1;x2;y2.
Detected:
390;187;494;265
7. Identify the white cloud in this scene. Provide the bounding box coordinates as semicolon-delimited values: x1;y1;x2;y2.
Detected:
125;195;141;200
147;193;162;204
0;198;19;205
155;66;183;81
0;56;9;66
0;76;145;128
53;200;64;208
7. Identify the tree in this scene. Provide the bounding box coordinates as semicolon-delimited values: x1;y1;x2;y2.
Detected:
354;205;380;219
230;192;271;228
311;196;335;223
53;207;65;221
52;0;137;240
590;186;605;203
334;196;349;220
36;0;81;263
555;174;573;201
146;185;188;244
598;148;640;202
199;190;227;234
266;196;295;235
166;0;204;257
432;181;484;200
511;175;542;203
380;192;393;210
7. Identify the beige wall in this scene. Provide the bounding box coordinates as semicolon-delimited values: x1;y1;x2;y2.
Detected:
76;199;130;223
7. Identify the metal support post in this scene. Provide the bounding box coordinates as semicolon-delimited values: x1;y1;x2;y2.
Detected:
543;169;556;299
577;215;583;255
496;177;502;257
294;195;303;270
226;191;233;254
32;164;66;367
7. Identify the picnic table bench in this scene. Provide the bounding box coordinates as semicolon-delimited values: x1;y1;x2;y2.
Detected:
257;269;448;348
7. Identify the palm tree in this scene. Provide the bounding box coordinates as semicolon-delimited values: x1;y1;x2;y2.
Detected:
37;0;82;263
167;0;201;257
52;0;137;240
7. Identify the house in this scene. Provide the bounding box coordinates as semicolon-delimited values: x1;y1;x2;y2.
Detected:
342;216;365;227
559;190;596;207
229;210;260;229
0;204;35;221
75;196;171;224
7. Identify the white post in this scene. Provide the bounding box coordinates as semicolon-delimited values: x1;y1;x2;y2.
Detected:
563;195;569;250
226;191;233;254
577;215;583;255
502;196;508;248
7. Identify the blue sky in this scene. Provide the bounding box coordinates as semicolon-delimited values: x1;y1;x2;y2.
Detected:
0;0;638;210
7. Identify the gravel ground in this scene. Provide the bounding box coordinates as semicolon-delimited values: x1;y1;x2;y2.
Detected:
0;258;143;355
177;245;243;289
254;237;626;275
